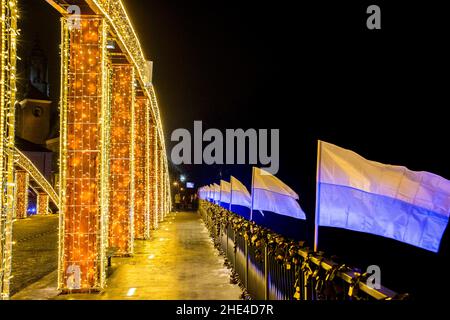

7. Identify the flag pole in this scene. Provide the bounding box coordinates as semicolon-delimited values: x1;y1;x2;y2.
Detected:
250;167;255;221
314;140;322;252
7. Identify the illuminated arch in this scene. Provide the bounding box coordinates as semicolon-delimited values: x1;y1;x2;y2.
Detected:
0;0;171;298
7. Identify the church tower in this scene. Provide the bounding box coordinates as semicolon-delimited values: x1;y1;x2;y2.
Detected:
16;38;52;145
29;37;49;96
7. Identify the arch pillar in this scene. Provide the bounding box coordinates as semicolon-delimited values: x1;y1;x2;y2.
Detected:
0;0;18;300
58;16;110;292
14;171;29;219
108;64;135;256
37;193;50;216
133;96;150;239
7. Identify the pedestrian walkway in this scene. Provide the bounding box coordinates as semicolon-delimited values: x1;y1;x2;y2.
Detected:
10;215;59;296
14;212;242;300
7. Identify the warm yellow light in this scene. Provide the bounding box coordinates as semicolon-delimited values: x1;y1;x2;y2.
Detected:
108;64;135;256
134;97;149;240
1;0;18;300
58;16;109;292
127;288;136;296
0;0;172;299
14;171;29;219
149;117;159;230
37;193;50;216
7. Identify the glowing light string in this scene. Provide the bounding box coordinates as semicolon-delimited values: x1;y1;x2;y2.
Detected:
0;0;18;300
58;16;110;292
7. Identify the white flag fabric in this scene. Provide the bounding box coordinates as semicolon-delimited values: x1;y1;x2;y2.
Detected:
204;186;210;200
230;176;251;208
317;141;450;253
252;167;306;219
198;186;206;200
220;180;231;204
203;186;209;200
208;184;214;201
213;183;220;202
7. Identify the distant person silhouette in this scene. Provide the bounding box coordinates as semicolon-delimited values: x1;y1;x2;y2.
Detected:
174;193;181;211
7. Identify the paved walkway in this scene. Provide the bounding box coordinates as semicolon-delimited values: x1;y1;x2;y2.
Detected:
14;212;242;300
10;215;59;296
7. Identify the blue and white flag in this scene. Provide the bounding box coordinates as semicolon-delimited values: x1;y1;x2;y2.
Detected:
204;186;209;200
213;183;221;203
230;176;251;208
252;167;306;220
208;184;214;201
317;141;450;253
220;180;231;207
198;186;206;200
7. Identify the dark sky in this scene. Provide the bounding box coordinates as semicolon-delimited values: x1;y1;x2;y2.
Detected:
21;0;449;298
124;0;449;180
123;0;450;217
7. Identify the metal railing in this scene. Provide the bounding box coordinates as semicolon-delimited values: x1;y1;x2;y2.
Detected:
200;201;406;301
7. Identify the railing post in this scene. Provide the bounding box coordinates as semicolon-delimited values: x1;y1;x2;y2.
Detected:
226;222;228;259
245;239;249;290
264;244;269;300
233;231;236;270
303;270;309;300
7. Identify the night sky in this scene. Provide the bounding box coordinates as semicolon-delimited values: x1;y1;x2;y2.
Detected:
21;0;449;299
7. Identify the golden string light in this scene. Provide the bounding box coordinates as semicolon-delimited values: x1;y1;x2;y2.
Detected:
14;171;29;219
58;16;109;292
0;0;18;300
37;193;50;216
166;169;171;215
86;0;171;225
149;118;158;229
144;97;151;235
14;147;59;206
90;0;168;186
163;165;168;219
0;0;172;299
108;64;135;256
157;143;164;222
134;97;150;239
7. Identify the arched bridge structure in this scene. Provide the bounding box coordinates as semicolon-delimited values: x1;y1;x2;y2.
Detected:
12;147;60;216
1;0;171;299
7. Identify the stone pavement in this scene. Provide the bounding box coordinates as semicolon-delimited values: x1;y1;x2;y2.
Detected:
14;212;242;300
10;215;59;296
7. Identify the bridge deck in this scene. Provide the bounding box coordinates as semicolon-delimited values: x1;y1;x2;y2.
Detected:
13;212;242;300
10;215;59;297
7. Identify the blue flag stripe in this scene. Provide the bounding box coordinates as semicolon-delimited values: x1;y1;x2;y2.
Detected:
318;182;449;252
